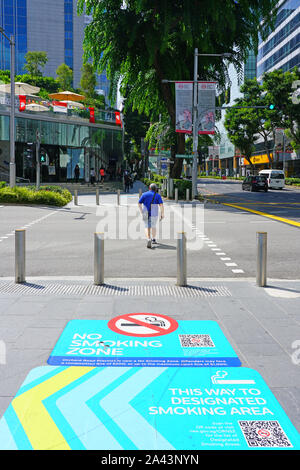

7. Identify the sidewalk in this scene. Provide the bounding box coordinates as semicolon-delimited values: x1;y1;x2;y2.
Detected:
0;276;299;433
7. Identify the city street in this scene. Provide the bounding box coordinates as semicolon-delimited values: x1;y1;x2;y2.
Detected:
0;180;300;449
0;181;299;280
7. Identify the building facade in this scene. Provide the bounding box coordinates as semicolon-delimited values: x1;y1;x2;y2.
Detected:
257;0;300;80
0;102;123;183
0;0;110;97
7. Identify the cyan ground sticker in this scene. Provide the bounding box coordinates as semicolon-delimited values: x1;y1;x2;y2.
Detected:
47;316;241;367
0;366;299;450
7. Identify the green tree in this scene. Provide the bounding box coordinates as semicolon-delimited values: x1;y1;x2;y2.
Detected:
262;68;300;151
80;63;97;98
56;63;73;90
23;51;48;76
224;102;259;172
78;0;277;177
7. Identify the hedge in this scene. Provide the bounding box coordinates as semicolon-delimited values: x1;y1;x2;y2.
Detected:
0;183;72;206
286;178;300;186
142;174;193;200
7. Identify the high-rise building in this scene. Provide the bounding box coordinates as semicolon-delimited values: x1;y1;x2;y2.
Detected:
0;0;110;97
257;0;300;80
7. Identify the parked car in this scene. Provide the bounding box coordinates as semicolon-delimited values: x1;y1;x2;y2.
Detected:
259;169;285;189
242;175;268;192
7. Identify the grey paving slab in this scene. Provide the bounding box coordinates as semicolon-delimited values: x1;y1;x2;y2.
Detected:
15;327;64;350
0;278;299;433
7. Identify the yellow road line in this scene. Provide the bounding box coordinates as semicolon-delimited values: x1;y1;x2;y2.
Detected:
222;203;300;228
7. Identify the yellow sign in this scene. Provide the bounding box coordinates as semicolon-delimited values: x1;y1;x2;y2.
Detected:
243;154;273;165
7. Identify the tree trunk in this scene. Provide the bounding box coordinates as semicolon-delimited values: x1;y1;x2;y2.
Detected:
171;133;185;178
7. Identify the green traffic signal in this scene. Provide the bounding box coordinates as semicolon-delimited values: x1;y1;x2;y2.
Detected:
269;104;275;110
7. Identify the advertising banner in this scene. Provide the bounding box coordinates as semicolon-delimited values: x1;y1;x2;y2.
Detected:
0;366;299;450
175;81;216;135
52;101;67;113
19;95;26;112
197;82;216;134
47;317;241;367
89;107;95;123
175;82;193;133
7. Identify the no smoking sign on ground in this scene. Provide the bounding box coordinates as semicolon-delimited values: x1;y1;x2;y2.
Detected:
47;316;241;367
107;313;178;337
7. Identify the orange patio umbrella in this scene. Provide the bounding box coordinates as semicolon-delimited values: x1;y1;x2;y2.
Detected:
49;90;86;102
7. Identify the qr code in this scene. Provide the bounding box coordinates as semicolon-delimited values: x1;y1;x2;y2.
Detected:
239;421;292;448
179;334;215;348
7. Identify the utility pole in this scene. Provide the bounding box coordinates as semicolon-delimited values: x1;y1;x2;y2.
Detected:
36;130;41;190
10;34;16;188
0;29;16;187
192;48;199;200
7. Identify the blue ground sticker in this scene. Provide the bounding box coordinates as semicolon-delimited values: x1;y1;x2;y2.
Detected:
0;366;299;450
47;316;241;367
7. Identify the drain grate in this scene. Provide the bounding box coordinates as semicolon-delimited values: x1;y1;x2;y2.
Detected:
0;281;231;298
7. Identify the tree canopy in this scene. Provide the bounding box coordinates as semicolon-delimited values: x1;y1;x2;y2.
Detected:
23;51;48;76
78;0;278;176
56;63;73;91
225;69;300;168
78;0;277;121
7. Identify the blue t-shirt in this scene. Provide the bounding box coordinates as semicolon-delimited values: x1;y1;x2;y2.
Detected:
139;190;163;217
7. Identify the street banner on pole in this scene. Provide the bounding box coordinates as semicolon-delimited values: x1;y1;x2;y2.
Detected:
175;81;216;135
197;81;216;134
175;82;193;133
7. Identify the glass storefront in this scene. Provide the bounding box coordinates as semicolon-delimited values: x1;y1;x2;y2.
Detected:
0;113;123;183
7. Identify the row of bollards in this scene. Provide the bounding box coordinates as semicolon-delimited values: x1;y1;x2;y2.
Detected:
73;187;191;206
14;230;268;288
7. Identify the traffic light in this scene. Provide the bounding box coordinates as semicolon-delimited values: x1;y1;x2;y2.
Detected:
269;104;275;110
40;154;46;164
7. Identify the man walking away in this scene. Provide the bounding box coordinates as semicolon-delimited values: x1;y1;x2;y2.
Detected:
124;172;131;193
138;183;164;248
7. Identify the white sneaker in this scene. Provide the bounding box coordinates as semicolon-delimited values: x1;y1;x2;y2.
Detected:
147;239;152;249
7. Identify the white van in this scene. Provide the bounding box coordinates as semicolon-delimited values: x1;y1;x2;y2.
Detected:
259;169;285;189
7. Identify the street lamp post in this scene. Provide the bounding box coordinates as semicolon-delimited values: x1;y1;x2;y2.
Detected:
163;51;231;199
0;29;16;187
191;51;232;199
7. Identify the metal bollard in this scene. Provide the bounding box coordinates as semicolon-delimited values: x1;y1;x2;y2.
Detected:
256;232;267;287
94;232;104;285
177;232;187;287
186;188;190;201
117;189;120;205
15;229;26;283
175;187;178;203
74;189;78;206
169;178;174;199
96;188;100;205
139;188;142;198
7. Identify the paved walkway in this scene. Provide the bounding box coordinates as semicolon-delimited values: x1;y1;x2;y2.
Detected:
0;277;299;433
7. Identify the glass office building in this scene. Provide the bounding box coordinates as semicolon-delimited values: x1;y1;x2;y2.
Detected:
0;0;27;75
257;0;300;79
0;0;110;96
